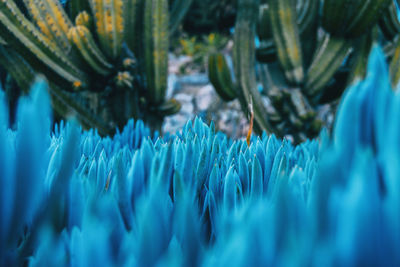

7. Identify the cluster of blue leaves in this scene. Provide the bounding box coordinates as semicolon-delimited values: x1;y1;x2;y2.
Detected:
0;46;399;266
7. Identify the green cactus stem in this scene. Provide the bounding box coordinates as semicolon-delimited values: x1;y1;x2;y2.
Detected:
208;52;237;101
379;1;400;40
390;37;400;88
68;25;113;76
305;35;352;101
144;0;169;105
269;0;304;85
234;0;275;135
89;0;124;60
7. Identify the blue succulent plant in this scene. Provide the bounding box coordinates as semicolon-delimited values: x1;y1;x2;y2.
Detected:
0;46;399;266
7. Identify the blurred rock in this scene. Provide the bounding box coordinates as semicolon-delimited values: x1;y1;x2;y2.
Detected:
178;74;209;85
164;54;249;138
163;113;195;134
169;54;192;74
195;85;216;111
175;93;194;114
174;93;193;103
181;102;194;115
167;74;180;98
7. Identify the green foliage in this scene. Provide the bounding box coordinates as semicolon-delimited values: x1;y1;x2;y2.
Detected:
0;0;192;135
209;0;400;142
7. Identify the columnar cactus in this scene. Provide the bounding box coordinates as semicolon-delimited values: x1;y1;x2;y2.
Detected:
209;0;400;142
0;0;191;135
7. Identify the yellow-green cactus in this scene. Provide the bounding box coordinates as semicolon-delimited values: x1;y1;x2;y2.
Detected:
144;0;169;104
68;25;113;76
24;0;73;51
75;11;91;28
89;0;124;60
0;0;191;135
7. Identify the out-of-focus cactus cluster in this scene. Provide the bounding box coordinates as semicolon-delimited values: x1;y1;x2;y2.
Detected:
209;0;400;142
0;0;193;135
1;47;399;266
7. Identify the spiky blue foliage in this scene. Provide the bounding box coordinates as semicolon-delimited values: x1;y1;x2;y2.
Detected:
1;46;399;266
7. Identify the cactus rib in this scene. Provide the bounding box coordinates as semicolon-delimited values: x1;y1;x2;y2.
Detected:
208;53;236;101
23;0;74;59
69;0;91;20
379;1;400;40
90;0;124;59
0;45;35;92
305;35;352;101
347;31;375;85
156;98;182;115
297;0;319;34
36;0;73;50
269;0;304;85
234;0;275;135
75;11;91;28
123;0;139;53
1;1;79;70
68;26;113;76
256;0;318;64
144;0;169;104
345;0;391;38
390;37;400;88
0;1;87;88
257;4;272;41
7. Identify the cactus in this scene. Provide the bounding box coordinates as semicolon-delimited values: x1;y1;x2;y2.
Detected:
0;0;192;135
269;0;304;85
143;0;169;105
209;0;399;142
